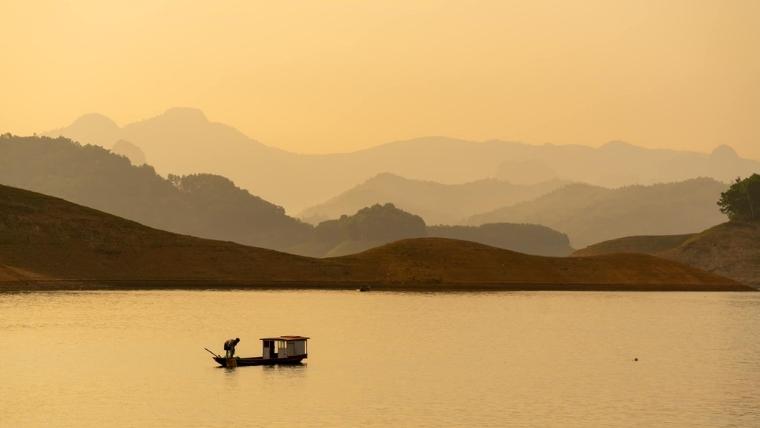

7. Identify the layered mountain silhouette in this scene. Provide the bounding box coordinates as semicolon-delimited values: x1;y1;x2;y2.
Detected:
0;134;311;251
0;134;572;257
574;222;760;288
111;140;146;165
0;184;747;291
466;178;729;247
299;173;566;225
46;108;760;212
292;203;573;257
427;224;572;257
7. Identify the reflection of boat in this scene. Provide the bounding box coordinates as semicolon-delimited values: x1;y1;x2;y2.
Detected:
211;336;309;368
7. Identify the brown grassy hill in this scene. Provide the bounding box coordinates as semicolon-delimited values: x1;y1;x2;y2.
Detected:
0;184;750;291
334;238;747;291
574;234;695;257
0;264;49;282
660;222;760;288
574;222;760;288
0;184;338;283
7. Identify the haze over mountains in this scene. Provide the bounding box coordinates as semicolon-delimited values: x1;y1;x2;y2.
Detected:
291;203;573;258
0;134;311;252
467;178;729;247
46;108;760;213
0;134;572;257
300;173;566;225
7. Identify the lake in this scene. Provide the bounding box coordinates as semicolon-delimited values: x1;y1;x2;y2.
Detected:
1;290;759;427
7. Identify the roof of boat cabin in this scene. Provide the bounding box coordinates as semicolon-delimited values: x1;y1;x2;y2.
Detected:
259;336;309;341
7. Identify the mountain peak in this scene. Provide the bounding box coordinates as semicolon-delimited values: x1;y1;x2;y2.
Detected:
599;140;640;152
69;113;119;131
159;107;208;123
711;144;739;160
368;172;406;182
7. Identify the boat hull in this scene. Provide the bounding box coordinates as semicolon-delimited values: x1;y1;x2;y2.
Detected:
213;355;307;367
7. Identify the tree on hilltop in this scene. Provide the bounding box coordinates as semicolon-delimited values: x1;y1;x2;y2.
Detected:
718;174;760;222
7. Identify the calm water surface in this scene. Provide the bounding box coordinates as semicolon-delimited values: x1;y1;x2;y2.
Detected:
1;290;759;427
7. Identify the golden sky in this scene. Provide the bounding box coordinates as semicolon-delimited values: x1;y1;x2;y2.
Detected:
1;0;759;157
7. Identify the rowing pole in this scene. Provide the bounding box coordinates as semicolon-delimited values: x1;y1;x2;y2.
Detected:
203;347;221;358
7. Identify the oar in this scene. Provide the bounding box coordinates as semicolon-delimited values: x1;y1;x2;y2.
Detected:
204;347;221;358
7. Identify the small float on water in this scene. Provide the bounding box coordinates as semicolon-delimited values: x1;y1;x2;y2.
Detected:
207;336;309;367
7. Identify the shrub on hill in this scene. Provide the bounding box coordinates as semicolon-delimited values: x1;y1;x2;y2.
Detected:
718;174;760;222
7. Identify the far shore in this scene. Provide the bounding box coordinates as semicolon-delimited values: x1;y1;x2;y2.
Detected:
1;279;755;293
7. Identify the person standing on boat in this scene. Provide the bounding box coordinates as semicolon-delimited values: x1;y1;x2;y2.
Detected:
224;338;240;359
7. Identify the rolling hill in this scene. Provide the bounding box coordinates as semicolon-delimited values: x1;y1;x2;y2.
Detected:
333;239;745;291
0;184;748;291
0;136;573;257
427;223;572;257
289;203;573;257
299;173;566;225
0;134;312;251
466;178;729;247
45;108;760;212
574;222;760;288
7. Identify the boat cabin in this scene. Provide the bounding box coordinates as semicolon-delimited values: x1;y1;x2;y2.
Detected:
260;336;309;360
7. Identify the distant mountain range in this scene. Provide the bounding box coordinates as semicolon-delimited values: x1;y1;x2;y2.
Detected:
0;135;572;257
0;184;746;291
574;222;760;288
292;203;573;257
299;173;566;225
466;178;729;247
45;107;760;213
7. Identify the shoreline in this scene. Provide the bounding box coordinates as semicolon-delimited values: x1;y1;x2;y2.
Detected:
1;279;755;292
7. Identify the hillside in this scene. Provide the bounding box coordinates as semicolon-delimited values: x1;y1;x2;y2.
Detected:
46;109;760;212
0;184;332;282
0;184;749;291
0;264;49;282
0;135;579;257
574;222;760;288
466;178;728;247
427;224;573;256
334;239;746;291
289;203;573;257
573;235;695;257
299;173;565;225
290;203;427;257
0;134;312;251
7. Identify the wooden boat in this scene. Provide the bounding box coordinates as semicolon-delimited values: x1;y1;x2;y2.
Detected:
213;355;306;367
211;336;309;368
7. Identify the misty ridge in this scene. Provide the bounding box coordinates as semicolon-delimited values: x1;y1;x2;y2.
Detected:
0;135;572;257
3;182;744;292
299;173;568;225
466;178;729;248
0;106;751;259
45;107;760;213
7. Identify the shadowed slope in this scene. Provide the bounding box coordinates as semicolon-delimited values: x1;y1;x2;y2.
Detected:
0;184;334;282
0;134;311;251
575;222;760;288
0;264;49;282
0;185;749;291
574;235;695;257
334;238;746;290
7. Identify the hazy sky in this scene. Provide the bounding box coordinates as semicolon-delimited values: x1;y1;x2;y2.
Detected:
2;1;759;157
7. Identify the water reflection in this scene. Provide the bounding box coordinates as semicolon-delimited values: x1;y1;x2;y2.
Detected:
1;290;758;427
